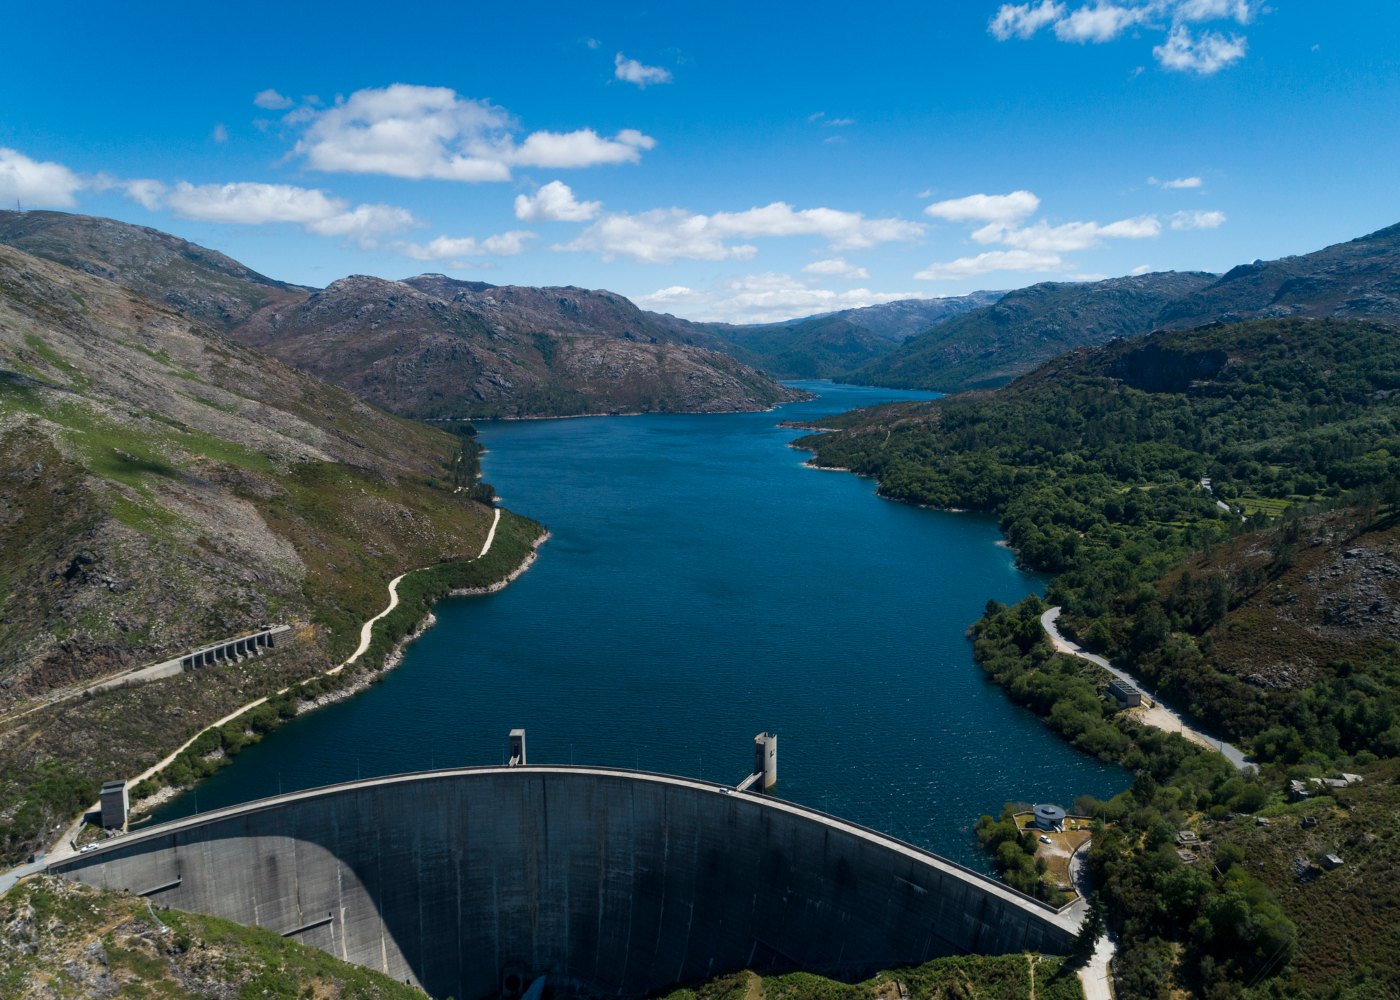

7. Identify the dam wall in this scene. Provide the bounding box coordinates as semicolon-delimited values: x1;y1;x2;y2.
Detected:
49;767;1078;999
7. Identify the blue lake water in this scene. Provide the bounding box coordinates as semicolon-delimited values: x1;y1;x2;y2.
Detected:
152;381;1125;868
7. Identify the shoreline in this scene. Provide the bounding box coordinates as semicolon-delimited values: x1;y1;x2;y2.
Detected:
450;530;550;595
67;514;548;849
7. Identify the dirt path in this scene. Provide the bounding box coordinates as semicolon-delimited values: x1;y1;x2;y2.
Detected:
41;508;506;865
1040;606;1254;772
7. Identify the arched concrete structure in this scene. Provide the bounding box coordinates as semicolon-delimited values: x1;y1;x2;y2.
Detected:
49;768;1078;999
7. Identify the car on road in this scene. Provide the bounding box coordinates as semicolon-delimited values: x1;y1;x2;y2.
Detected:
1039;835;1051;844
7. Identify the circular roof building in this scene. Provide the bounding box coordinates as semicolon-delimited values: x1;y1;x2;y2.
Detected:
1033;804;1066;830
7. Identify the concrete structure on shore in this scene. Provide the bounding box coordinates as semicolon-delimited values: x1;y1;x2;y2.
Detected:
178;625;290;670
48;767;1078;1000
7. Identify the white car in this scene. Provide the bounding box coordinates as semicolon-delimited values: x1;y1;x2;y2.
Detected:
78;843;98;853
1039;835;1051;844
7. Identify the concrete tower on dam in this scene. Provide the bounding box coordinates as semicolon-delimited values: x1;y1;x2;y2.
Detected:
48;767;1080;999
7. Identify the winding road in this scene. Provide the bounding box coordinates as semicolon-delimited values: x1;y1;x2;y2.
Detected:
30;508;505;872
1040;607;1254;772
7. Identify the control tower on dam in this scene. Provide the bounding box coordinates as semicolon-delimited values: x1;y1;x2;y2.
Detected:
48;767;1080;999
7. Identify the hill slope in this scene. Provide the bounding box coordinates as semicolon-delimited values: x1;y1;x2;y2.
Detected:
0;242;518;861
0;211;804;418
1159;221;1400;329
238;273;805;418
674;293;1005;380
851;271;1216;392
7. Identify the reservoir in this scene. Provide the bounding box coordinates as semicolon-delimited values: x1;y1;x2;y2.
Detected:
152;381;1124;867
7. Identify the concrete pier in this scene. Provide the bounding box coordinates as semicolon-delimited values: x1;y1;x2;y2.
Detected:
49;767;1077;1000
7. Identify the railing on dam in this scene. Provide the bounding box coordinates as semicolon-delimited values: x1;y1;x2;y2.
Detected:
48;766;1083;1000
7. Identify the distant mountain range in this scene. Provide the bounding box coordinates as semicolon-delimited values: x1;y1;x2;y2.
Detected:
849;222;1400;393
0;211;804;419
4;210;1399;410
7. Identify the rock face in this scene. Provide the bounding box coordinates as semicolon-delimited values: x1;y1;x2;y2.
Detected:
0;212;805;419
1158;221;1400;329
238;274;807;418
0;242;495;700
0;210;309;332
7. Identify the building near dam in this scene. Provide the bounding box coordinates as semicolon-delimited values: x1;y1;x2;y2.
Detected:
48;766;1081;999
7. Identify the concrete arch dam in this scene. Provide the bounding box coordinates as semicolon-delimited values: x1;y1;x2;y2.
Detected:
49;767;1078;999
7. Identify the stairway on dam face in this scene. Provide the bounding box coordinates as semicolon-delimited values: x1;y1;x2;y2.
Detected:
46;766;1081;1000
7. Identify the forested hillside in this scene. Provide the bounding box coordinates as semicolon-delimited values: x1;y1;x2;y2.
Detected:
796;317;1400;998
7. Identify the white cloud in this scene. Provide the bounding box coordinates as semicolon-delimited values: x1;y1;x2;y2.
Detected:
253;88;294;110
802;257;870;280
989;1;1258;73
1170;209;1226;229
915;249;1065;280
1054;3;1150;43
1153;24;1247;74
925;190;1040;224
123;179;166;210
1149;175;1203;188
975;214;1161;251
212;123;229;143
514;180;601;222
404;231;535;260
1130;263;1153;275
989;1;1066;40
161;181;417;247
291;84;655;182
0;147;85;208
560;201;924;264
1174;0;1254;24
512;128;654;168
635;273;921;324
614;53;672;87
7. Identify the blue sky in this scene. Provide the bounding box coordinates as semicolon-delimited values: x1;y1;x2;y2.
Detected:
3;2;1397;322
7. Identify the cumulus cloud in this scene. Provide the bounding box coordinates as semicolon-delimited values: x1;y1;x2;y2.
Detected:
1054;3;1151;42
635;273;921;324
1170;209;1226;229
915;249;1065;280
989;1;1066;40
514;180;602;222
917;190;1171;280
1149;175;1203;188
290;84;656;182
1153;25;1247;74
212;123;229;143
403;231;535;260
253;88;294;110
614;53;672;87
925;190;1040;225
802;257;871;280
975;215;1161;251
0;147;85;208
123;179;166;210
161;181;417;247
559;202;924;264
988;0;1258;72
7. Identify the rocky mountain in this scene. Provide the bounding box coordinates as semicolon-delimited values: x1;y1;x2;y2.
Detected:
0;241;506;858
1158;220;1400;329
650;293;1005;381
237;273;805;418
0;210;309;332
0;211;804;419
850;271;1217;392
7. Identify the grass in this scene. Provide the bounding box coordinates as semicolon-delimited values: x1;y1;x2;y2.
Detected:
0;877;425;999
655;954;1084;1000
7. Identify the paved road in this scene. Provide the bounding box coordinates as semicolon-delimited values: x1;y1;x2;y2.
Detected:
1040;607;1255;772
1069;848;1115;1000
